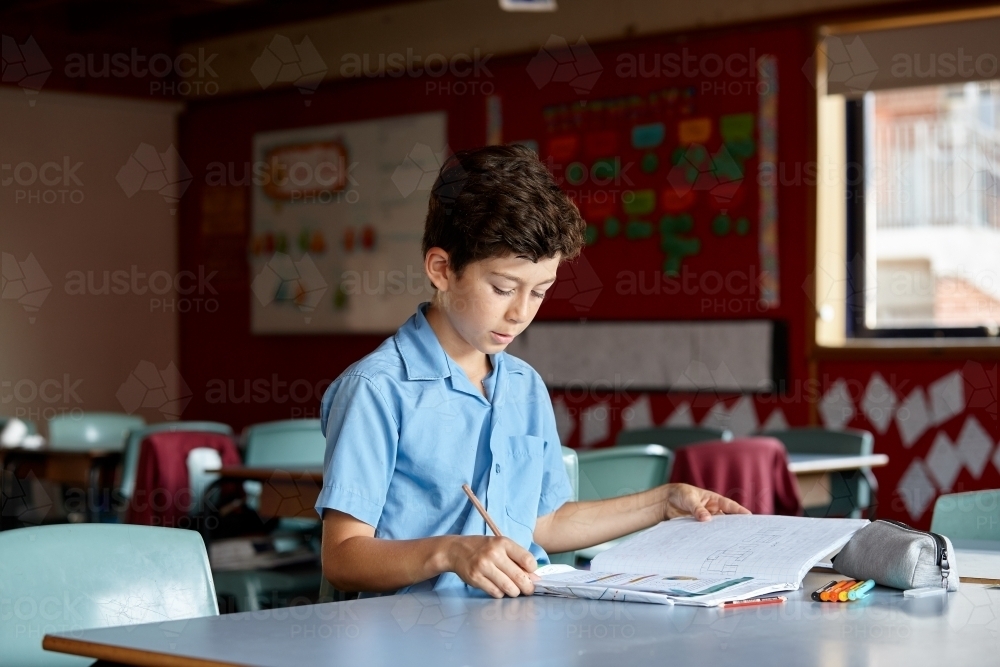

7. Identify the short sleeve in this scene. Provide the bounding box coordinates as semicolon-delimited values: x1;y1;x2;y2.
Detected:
536;387;573;517
315;374;399;526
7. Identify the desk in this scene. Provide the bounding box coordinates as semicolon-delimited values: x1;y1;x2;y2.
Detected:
0;446;120;526
953;539;1000;585
43;571;1000;667
786;453;888;512
209;467;322;520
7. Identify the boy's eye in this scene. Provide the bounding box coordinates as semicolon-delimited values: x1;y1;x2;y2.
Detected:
531;290;546;299
492;286;514;296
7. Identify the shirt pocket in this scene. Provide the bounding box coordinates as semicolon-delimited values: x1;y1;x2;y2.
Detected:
503;435;545;534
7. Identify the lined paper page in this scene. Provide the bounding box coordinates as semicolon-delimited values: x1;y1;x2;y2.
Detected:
592;515;869;585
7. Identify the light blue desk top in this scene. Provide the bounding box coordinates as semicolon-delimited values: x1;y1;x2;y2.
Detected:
44;572;1000;667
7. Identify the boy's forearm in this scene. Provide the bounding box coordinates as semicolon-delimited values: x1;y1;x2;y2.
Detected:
534;486;670;554
323;534;456;593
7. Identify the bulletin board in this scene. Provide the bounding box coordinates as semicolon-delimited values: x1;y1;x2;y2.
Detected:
487;32;800;325
249;111;446;333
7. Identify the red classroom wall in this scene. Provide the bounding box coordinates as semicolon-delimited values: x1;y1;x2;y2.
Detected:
178;22;999;529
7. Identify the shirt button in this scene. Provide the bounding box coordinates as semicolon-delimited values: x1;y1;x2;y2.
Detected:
495;464;501;474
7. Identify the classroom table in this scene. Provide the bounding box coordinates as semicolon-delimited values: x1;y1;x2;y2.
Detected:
208;454;890;521
786;453;888;512
208;466;323;519
0;446;120;526
953;539;1000;584
43;570;1000;667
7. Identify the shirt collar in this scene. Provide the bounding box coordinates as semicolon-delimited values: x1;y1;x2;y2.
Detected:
395;302;520;381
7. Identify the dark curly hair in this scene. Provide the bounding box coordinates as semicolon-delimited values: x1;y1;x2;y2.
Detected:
422;144;586;276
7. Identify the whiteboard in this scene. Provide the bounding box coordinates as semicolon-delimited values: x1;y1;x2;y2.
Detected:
504;320;774;391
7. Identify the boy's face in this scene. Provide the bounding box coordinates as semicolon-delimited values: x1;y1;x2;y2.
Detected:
432;252;561;354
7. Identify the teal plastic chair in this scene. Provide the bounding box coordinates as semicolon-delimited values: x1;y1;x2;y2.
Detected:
576;444;673;561
0;524;218;667
616;426;732;448
118;421;234;504
214;420;326;612
47;413;145;451
548;446;579;566
930;490;1000;542
760;427;875;519
242;419;326;468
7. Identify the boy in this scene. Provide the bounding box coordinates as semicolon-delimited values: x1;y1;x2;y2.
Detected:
317;144;748;598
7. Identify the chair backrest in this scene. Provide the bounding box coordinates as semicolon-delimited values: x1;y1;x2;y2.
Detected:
577;444;673;502
0;524;218;667
669;437;801;515
616;426;733;448
759;427;873;456
47;412;146;451
930;490;1000;542
119;421;234;501
760;427;874;518
243;419;326;468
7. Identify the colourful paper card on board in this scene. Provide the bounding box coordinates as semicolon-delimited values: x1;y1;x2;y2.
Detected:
678;118;712;143
631;123;665;149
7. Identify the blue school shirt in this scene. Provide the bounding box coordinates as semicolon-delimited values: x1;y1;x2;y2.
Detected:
315;302;573;594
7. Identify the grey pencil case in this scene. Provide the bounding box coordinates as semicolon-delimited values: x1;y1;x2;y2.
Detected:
833;520;959;592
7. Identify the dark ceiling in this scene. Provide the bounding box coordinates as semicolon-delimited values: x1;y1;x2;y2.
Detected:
0;0;422;46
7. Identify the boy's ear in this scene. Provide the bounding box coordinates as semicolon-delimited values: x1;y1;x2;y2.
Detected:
424;247;451;292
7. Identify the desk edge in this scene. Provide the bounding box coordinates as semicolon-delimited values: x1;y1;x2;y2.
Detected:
43;635;239;667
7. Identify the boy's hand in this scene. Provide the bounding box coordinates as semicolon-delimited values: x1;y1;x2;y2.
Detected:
663;483;751;522
447;536;539;598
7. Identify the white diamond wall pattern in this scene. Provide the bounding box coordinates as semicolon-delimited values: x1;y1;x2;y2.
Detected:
861;372;897;434
726;396;759;437
552;396;575;445
621;394;654;431
580;403;610;447
955;415;994;479
664;402;694;427
925;431;961;492
896;387;932;448
761;407;789;431
897;459;937;521
819;379;855;430
929;371;965;426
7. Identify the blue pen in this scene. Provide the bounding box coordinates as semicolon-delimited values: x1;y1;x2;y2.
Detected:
848;579;875;600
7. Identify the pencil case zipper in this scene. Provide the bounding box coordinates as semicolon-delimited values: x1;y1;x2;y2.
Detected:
880;519;950;589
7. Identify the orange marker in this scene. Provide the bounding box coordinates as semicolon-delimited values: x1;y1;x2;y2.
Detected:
822;580;855;602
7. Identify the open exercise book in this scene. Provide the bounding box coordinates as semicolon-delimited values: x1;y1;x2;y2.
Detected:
534;515;869;606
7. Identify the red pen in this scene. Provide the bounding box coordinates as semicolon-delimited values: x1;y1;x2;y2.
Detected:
721;596;786;609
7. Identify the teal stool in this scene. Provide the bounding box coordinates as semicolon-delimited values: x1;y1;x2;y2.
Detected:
548;446;579;566
576;444;673;561
616;426;732;449
47;413;145;451
931;490;1000;542
118;421;234;504
0;524;217;667
761;427;875;519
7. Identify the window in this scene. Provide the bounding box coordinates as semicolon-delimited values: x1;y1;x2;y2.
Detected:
846;82;1000;338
